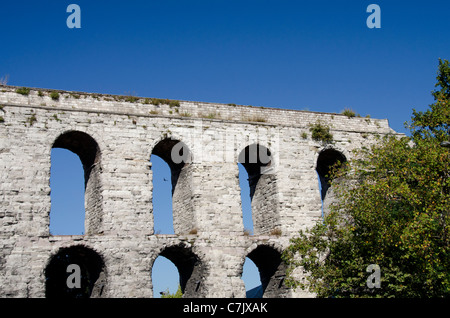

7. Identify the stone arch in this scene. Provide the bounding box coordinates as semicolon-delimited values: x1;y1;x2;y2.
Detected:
315;147;347;200
315;146;347;217
151;244;206;297
148;132;195;165
151;138;192;191
151;137;194;235
242;243;289;298
44;244;107;298
51;130;103;235
238;144;279;235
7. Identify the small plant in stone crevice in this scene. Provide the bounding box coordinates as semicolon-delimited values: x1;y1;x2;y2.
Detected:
50;92;60;101
309;121;333;143
251;116;267;122
52;114;62;122
168;100;180;108
199;112;221;120
188;228;198;235
245;115;266;123
27;113;37;126
149;98;180;107
125;95;139;103
270;228;282;236
341;108;356;118
180;111;192;117
16;87;30;96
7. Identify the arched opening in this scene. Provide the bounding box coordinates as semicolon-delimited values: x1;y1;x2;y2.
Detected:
242;257;263;298
50;148;85;235
238;144;279;235
150;154;174;234
50;131;102;235
238;163;253;235
152;244;206;297
152;255;180;297
243;245;288;298
45;245;106;298
151;138;194;235
316;148;347;217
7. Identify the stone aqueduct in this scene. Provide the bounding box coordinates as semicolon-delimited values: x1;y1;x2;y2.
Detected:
0;85;399;297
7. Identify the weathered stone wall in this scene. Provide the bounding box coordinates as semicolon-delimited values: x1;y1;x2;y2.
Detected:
0;85;401;297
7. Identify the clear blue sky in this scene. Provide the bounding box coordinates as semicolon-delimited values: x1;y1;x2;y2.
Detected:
2;0;449;297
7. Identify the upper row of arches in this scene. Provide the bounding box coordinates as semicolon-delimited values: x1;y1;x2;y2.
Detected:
49;130;347;236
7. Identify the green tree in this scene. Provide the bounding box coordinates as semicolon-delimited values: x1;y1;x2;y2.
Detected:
409;59;450;143
160;285;183;298
282;59;450;297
